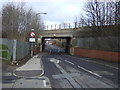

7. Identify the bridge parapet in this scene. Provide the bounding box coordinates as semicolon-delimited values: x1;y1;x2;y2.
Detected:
39;28;75;37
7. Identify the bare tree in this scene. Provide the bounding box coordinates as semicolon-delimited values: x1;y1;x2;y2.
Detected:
2;2;44;41
79;0;120;29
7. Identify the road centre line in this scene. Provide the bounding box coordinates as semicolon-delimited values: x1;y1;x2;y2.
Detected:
62;57;101;77
65;60;74;65
54;60;81;88
78;66;102;78
64;55;119;70
49;58;81;88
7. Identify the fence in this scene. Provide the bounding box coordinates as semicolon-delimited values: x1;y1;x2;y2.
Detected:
76;36;120;52
0;38;31;60
44;22;80;30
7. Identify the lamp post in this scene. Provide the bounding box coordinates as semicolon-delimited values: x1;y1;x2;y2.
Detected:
36;12;47;53
36;12;47;30
30;12;47;57
36;12;47;16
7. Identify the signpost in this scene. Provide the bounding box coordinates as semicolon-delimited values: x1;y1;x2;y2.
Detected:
29;31;36;57
30;32;36;38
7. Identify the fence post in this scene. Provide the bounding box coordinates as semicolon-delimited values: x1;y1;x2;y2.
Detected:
55;24;56;30
69;23;71;29
13;40;17;60
59;24;61;30
51;25;52;30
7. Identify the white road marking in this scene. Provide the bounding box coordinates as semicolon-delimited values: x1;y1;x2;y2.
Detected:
50;58;60;64
78;66;102;77
65;55;119;70
50;58;81;88
65;60;74;65
56;60;60;64
64;59;101;77
52;73;80;79
43;80;47;87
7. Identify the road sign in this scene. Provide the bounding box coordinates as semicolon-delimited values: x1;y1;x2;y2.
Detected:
29;38;35;42
30;32;35;38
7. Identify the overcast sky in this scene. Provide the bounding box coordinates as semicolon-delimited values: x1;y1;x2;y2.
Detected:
0;0;87;29
26;0;87;25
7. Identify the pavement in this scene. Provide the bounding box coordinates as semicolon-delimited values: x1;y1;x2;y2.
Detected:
2;53;52;88
14;54;43;77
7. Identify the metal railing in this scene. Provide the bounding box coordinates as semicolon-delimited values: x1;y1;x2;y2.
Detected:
44;22;81;30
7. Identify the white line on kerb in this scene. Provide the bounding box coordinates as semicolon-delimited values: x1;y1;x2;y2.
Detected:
43;80;47;87
65;60;74;65
78;66;102;78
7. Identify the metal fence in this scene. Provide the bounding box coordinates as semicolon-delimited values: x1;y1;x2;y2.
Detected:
44;22;79;30
16;40;30;60
76;36;120;52
0;38;31;60
1;38;13;57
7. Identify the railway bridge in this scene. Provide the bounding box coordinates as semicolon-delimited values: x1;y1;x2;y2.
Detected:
38;28;80;55
37;25;119;62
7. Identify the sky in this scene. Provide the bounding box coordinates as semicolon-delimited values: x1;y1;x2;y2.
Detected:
0;0;88;29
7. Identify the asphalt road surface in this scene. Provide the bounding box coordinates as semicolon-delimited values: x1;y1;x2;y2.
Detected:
44;43;65;53
42;44;119;88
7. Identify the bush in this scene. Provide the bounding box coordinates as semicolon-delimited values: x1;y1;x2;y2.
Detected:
0;44;10;60
74;25;119;38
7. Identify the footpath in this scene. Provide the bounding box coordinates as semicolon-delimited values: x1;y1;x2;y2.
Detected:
2;53;51;88
14;54;44;77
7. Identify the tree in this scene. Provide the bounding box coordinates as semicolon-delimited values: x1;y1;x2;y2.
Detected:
2;2;44;41
79;0;120;28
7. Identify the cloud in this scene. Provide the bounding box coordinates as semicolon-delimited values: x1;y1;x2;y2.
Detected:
0;0;119;2
42;2;85;24
0;0;87;27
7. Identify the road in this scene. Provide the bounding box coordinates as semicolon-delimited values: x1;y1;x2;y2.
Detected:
44;43;65;53
2;44;119;89
42;44;119;88
2;54;51;88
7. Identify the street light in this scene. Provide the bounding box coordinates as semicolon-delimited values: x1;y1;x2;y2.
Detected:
36;12;47;53
30;12;47;56
36;12;47;15
31;12;47;56
36;12;47;30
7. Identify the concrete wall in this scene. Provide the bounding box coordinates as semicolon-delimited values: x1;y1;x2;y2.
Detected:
1;38;30;60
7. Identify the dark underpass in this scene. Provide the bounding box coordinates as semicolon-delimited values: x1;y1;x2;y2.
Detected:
41;37;71;54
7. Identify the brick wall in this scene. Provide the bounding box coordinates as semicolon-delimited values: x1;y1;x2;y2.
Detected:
74;48;120;62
